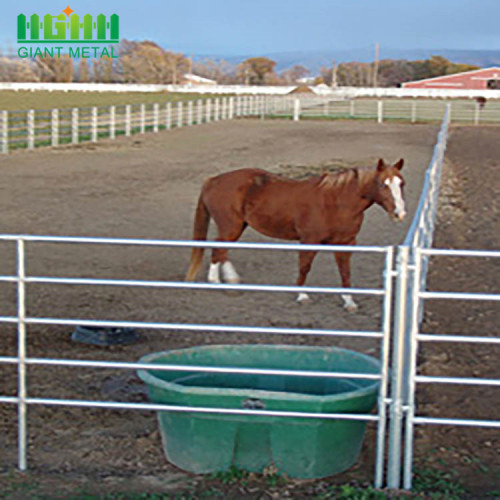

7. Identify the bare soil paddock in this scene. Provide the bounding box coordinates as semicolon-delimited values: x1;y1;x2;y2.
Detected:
0;119;496;497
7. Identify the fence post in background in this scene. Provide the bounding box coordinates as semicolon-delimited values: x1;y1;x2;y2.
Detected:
177;102;183;128
350;99;355;117
71;108;79;145
411;101;417;123
91;107;97;142
187;101;193;126
125;105;131;136
153;103;159;132
220;98;226;120
27;110;35;150
235;96;241;117
51;108;59;147
474;101;480;126
1;111;7;154
206;99;212;123
109;106;116;139
293;98;301;121
166;102;172;130
214;98;220;121
140;104;146;133
197;100;203;124
229;97;234;119
377;101;383;124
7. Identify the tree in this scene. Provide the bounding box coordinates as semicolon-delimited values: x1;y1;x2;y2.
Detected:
237;57;277;85
35;55;74;82
78;58;90;82
119;40;189;84
280;65;310;84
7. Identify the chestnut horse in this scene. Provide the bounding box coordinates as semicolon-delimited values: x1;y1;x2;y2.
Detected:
186;159;406;311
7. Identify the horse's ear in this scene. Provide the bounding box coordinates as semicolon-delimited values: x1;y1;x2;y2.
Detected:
394;158;404;170
377;159;386;172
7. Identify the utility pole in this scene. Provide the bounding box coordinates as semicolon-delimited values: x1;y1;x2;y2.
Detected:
331;60;338;88
373;42;380;88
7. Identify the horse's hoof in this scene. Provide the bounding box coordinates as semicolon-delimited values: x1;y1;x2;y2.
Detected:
297;293;310;303
344;304;358;313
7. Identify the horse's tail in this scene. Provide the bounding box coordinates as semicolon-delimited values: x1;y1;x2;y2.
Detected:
185;191;210;281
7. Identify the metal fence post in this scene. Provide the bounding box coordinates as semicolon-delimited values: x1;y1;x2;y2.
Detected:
1;110;7;154
387;245;410;489
474;102;480;126
411;101;417;123
71;108;79;144
153;103;159;132
91;107;98;142
125;105;131;136
27;110;35;150
229;97;234;120
51;108;59;147
16;238;27;471
187;101;193;126
177;102;183;128
140;104;146;133
293;98;301;121
109;106;116;139
197;100;203;125
377;100;383;124
206;99;212;123
350;100;355;117
166;102;172;130
214;98;220;121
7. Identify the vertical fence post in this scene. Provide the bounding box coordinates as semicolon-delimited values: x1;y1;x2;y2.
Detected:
177;102;183;128
109;106;116;139
214;98;220;121
187;101;193;126
197;100;203;125
1;110;8;154
153;103;159;132
377;100;383;124
206;99;212;123
166;102;172;130
229;97;234;120
350;99;355;117
387;245;410;489
140;104;146;134
125;105;131;136
51;108;59;147
293;98;301;121
27;110;35;150
474;101;480;126
411;101;417;123
16;238;27;471
71;108;78;145
91;107;98;142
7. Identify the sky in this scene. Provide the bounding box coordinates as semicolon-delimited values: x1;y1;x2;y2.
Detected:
2;0;499;56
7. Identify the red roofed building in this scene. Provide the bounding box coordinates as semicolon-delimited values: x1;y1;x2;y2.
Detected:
402;67;500;90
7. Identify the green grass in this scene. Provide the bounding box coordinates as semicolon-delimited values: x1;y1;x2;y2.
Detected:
0;90;226;111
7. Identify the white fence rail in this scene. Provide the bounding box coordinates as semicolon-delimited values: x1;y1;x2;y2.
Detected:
0;107;497;492
0;235;394;487
3;81;500;99
3;95;500;154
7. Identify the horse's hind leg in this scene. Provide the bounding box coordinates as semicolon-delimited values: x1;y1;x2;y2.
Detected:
296;250;318;302
209;220;247;284
334;250;358;312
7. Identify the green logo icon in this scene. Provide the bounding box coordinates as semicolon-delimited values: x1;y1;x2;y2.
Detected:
17;6;119;44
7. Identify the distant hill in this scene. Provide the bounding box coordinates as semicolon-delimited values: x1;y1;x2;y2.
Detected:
194;48;500;74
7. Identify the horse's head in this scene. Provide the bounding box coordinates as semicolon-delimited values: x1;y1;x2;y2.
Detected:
372;158;406;222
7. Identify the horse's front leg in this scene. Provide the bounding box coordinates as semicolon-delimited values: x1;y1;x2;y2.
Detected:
296;250;317;303
334;249;358;312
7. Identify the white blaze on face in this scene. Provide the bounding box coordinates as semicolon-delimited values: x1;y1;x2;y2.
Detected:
385;176;406;220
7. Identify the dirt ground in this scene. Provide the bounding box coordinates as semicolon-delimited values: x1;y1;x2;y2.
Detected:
0;119;496;497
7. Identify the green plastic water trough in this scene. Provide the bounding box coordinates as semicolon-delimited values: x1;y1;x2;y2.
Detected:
137;344;381;479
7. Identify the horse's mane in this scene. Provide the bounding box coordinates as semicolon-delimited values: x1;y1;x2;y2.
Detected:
317;166;375;190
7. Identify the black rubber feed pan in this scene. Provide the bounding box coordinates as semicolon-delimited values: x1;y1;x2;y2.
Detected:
72;326;139;346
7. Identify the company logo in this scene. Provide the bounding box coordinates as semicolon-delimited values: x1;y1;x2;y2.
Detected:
18;6;119;44
17;6;120;59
